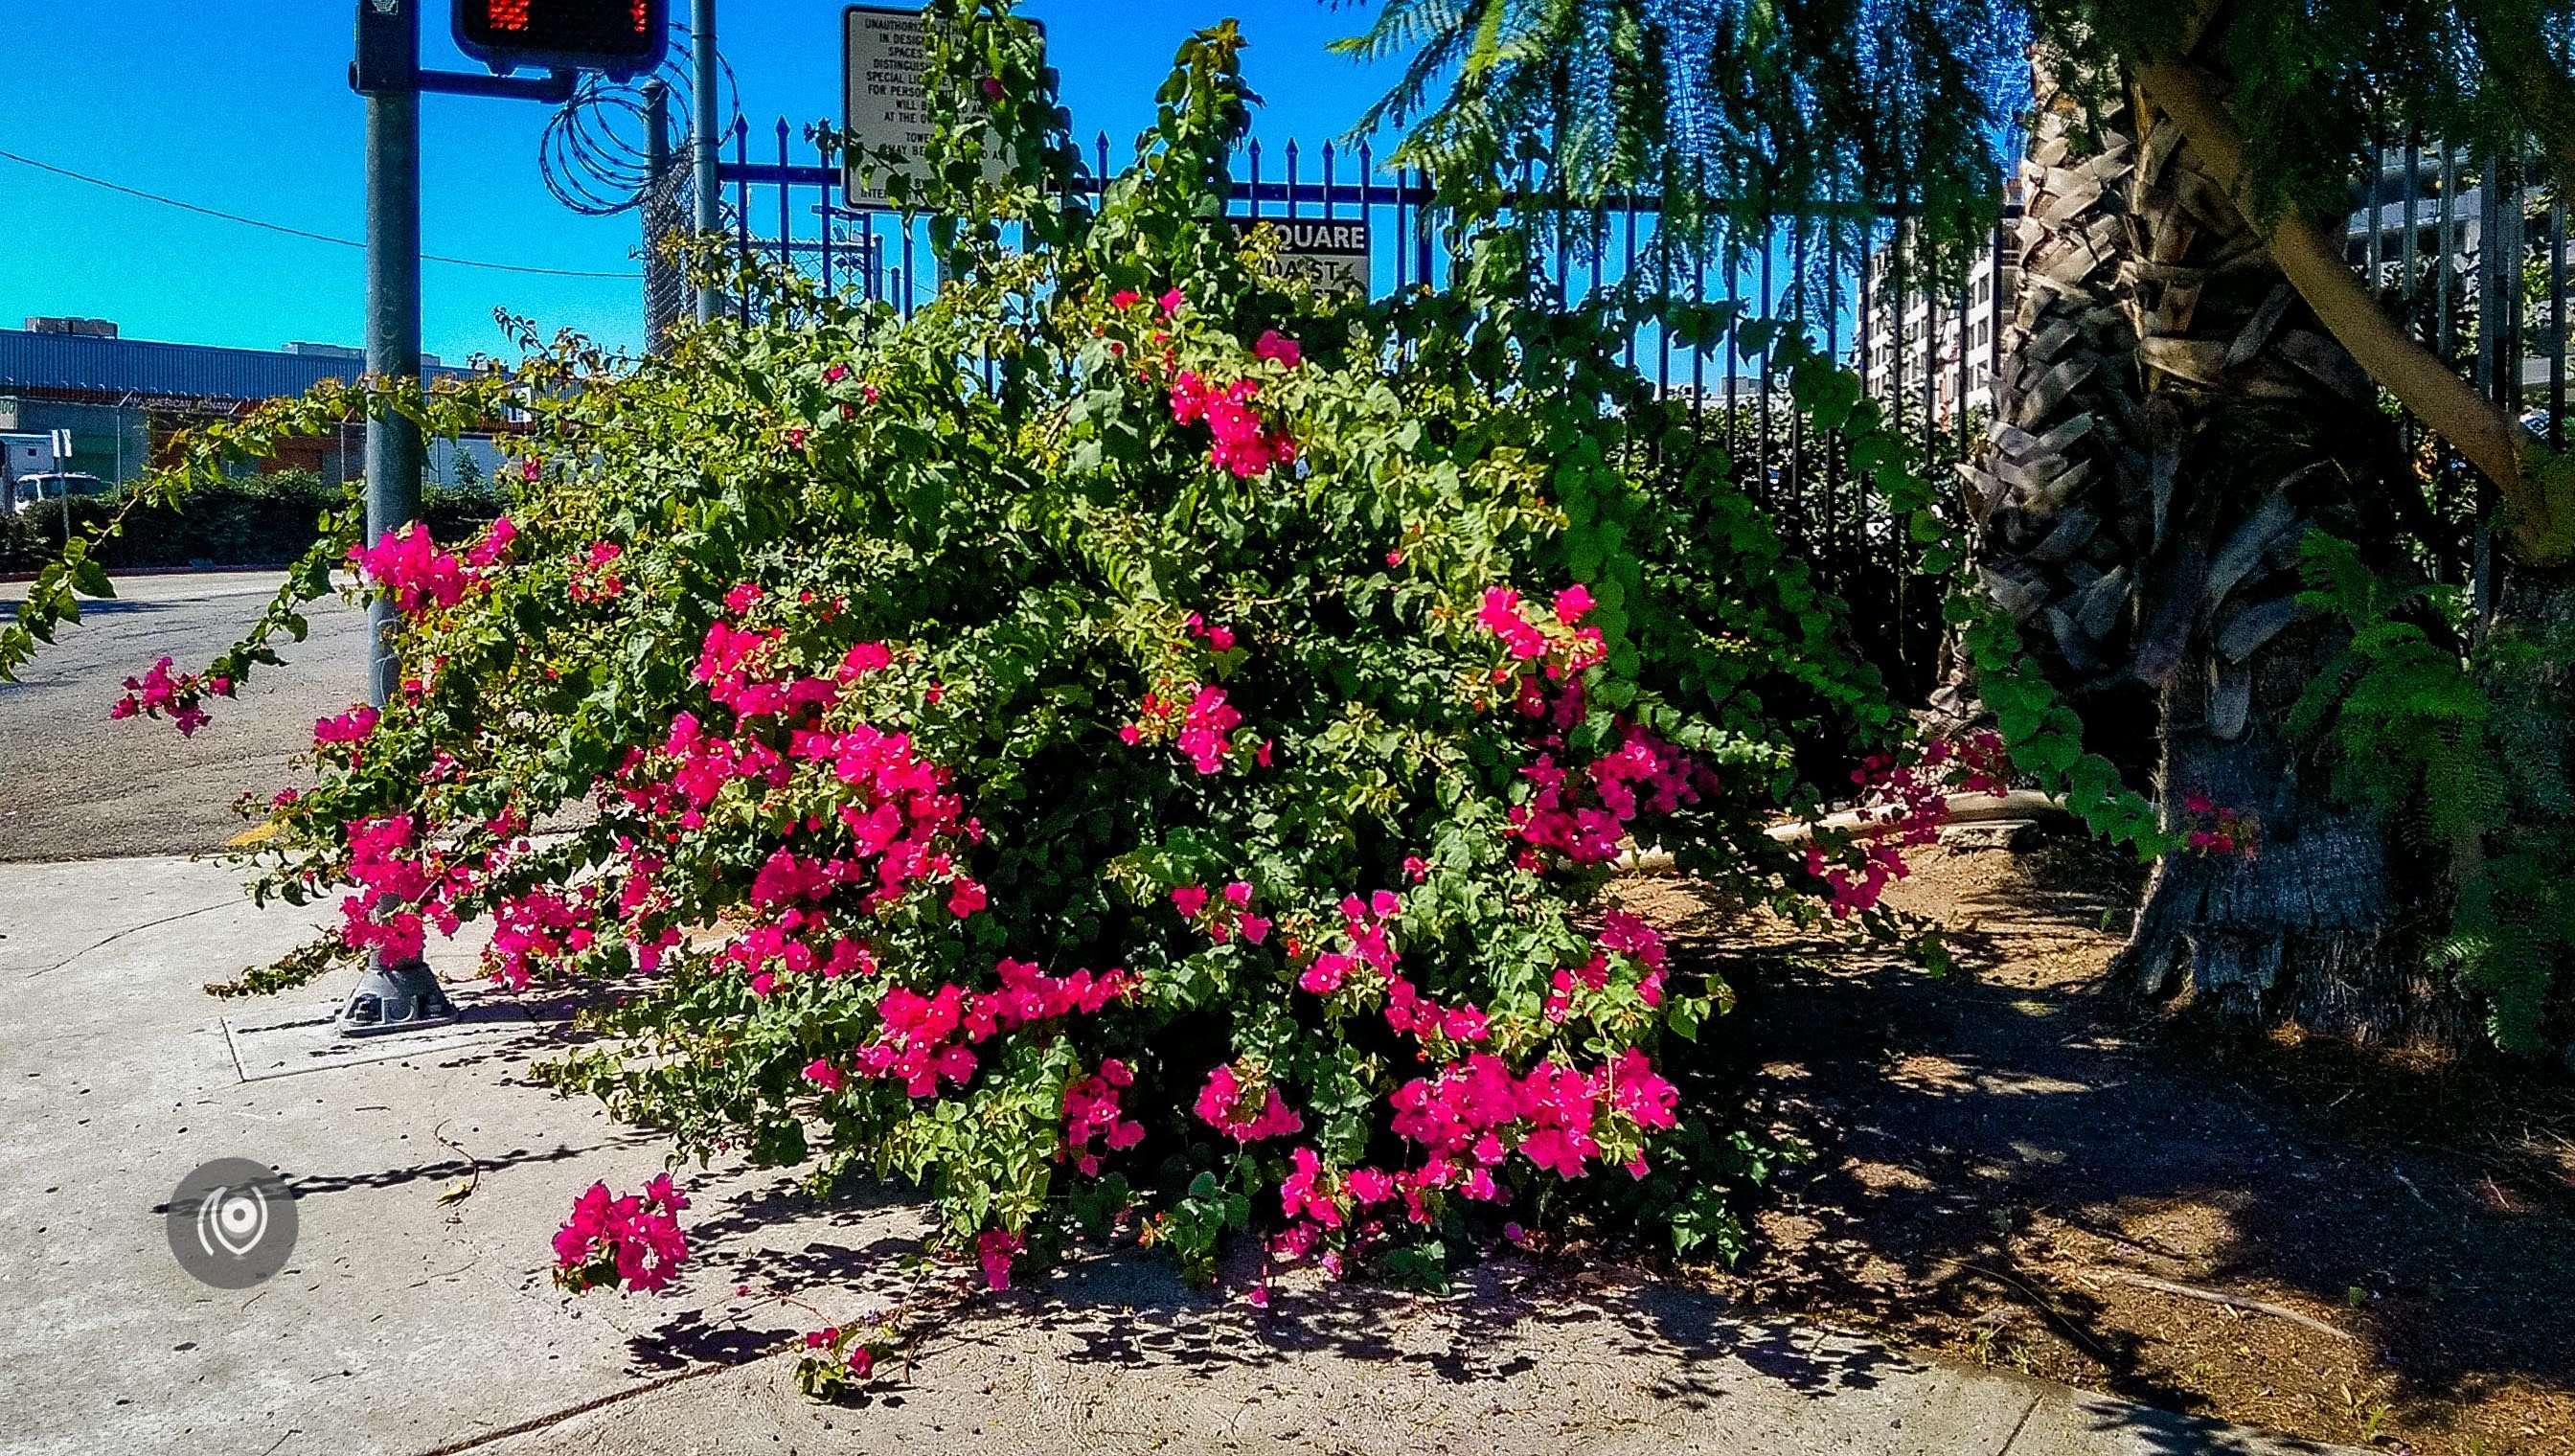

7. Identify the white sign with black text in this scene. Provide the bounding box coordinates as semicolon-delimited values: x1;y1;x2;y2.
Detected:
841;5;1044;209
1232;217;1371;297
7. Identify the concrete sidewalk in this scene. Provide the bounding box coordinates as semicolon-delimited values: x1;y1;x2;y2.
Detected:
0;853;2360;1456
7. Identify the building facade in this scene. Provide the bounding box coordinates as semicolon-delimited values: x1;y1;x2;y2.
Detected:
1856;194;2024;433
0;324;492;489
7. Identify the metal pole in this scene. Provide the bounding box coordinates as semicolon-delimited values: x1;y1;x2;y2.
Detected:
693;0;722;324
365;87;424;708
343;0;453;1036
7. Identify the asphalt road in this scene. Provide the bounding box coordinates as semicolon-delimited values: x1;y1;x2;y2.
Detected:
0;572;369;861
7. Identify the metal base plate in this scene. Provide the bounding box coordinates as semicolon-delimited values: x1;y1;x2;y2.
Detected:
337;958;459;1037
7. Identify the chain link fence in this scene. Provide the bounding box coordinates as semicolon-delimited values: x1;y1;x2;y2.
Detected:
640;153;697;354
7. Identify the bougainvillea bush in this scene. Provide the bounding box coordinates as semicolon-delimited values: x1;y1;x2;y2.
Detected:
84;4;1945;1324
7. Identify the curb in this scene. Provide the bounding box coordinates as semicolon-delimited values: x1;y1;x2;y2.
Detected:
0;563;294;584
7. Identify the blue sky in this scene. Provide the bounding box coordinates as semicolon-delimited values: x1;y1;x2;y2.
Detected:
0;3;1403;362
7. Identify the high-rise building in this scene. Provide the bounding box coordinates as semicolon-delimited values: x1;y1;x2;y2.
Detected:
1856;183;2025;431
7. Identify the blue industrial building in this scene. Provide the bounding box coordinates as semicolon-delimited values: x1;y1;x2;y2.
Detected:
0;321;496;489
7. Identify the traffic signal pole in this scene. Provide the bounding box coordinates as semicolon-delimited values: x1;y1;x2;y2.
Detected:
344;0;457;1036
693;0;721;324
363;69;423;713
337;0;589;1036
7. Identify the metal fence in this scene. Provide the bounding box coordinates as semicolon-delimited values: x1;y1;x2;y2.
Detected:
661;118;2575;698
2351;144;2570;596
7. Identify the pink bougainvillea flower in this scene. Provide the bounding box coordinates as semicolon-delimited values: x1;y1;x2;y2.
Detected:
1298;952;1352;995
314;704;379;746
1279;1147;1343;1227
1186;612;1238;653
976;1228;1023;1290
836;642;893;681
1174;685;1242;773
1553;584;1595;624
1157;288;1184;316
463;515;517;570
1110;289;1141;308
1170;373;1297;478
1476;587;1550;661
1193;1063;1305;1142
1253;330;1302;368
552;1176;689;1294
352;522;473;615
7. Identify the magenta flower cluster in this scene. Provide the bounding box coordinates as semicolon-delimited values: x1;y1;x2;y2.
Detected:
1192;1062;1306;1142
108;655;226;737
835;959;1133;1099
552;1174;690;1293
1802;729;2011;917
350;522;472;615
1061;1058;1145;1175
1169;371;1298;479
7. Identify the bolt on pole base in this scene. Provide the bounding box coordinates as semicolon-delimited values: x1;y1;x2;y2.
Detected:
336;957;459;1038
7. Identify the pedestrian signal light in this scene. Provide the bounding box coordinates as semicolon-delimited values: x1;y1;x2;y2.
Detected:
453;0;668;80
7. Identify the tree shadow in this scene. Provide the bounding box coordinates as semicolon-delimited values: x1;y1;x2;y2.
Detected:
1652;837;2575;1440
594;838;2568;1449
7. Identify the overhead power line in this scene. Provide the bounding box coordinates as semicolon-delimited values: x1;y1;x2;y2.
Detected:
0;147;642;280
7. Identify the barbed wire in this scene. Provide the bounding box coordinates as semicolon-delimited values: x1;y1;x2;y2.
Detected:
537;22;741;217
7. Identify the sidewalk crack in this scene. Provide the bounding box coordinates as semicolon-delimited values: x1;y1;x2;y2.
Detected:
1994;1390;2045;1454
24;896;241;978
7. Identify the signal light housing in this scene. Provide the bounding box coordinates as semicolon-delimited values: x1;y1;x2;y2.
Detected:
453;0;669;80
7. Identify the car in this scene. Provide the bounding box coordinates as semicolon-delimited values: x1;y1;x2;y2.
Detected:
6;471;108;512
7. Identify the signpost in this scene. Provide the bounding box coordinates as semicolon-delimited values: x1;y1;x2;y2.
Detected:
836;8;1365;292
841;5;932;208
48;429;73;553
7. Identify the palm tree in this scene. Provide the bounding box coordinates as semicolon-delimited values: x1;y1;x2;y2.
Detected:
1345;0;2575;1044
1972;58;2450;1037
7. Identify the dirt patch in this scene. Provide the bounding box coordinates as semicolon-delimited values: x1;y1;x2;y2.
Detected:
1626;838;2575;1456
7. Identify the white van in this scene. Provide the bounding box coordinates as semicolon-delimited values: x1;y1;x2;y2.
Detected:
7;471;105;513
1;432;56;503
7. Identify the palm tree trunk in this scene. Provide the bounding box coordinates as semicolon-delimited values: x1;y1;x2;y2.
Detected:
1969;62;2470;1042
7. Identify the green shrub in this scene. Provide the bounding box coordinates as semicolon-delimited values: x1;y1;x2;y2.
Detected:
0;469;498;574
83;5;1943;1321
